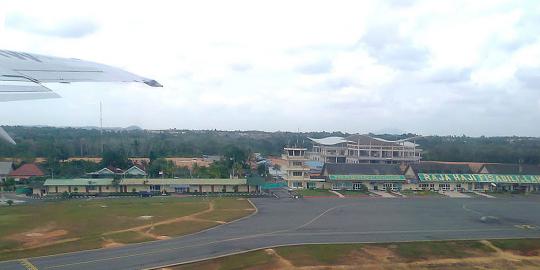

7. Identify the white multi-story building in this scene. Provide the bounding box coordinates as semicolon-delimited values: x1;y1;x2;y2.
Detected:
308;134;421;165
282;147;312;188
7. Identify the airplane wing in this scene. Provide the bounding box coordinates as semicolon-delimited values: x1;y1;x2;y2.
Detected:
0;49;162;144
0;127;16;145
0;49;162;102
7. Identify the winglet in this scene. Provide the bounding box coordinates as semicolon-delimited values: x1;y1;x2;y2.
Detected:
143;79;163;87
0;127;16;145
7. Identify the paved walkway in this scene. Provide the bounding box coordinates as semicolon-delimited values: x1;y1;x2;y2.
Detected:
371;190;395;198
473;191;496;198
392;191;407;198
439;191;471;198
329;190;345;198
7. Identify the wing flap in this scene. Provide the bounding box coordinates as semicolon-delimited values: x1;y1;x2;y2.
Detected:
0;82;61;102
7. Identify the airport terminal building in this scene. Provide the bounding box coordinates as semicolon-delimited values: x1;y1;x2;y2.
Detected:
308;134;421;165
281;146;540;193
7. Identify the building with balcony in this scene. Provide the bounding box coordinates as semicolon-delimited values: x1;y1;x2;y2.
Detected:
282;147;313;189
308;134;421;165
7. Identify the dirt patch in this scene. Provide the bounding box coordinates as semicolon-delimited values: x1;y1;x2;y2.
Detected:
7;224;70;249
362;246;396;262
264;249;294;268
102;239;124;249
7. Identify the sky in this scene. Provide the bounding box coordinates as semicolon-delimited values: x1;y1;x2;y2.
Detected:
1;0;540;136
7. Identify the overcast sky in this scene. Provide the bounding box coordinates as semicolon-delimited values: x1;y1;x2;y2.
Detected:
1;0;540;136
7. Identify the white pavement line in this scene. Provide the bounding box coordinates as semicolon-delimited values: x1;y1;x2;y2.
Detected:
329;190;345;198
295;203;362;230
473;191;496;198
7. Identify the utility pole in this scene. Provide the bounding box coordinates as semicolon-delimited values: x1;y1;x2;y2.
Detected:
100;102;103;155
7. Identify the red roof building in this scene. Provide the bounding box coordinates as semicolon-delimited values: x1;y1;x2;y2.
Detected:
9;163;45;180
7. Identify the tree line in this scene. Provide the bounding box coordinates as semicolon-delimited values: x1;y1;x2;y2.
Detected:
1;126;540;166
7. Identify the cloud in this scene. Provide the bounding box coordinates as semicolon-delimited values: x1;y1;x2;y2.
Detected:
296;59;332;74
427;68;471;83
360;23;429;70
1;0;540;136
5;13;98;38
230;63;252;72
515;68;540;89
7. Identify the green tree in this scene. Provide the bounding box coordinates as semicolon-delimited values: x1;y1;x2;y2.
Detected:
101;149;131;169
257;163;268;176
6;199;13;206
3;178;16;191
148;158;175;178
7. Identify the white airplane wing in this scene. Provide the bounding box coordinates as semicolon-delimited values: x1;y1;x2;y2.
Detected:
0;49;162;102
0;49;162;144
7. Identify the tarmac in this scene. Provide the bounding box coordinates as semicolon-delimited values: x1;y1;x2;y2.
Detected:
2;194;540;270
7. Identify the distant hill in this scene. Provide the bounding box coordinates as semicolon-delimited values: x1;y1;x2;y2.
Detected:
374;128;406;135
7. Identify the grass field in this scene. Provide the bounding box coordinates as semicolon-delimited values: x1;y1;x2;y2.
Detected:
173;239;540;270
295;189;336;196
336;190;371;196
0;197;254;260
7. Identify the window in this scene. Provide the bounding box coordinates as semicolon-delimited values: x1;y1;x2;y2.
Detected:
150;185;161;191
292;171;303;177
292;161;302;166
439;183;450;191
293;181;303;188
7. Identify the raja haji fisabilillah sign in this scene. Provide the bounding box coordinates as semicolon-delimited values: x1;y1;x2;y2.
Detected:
418;174;540;184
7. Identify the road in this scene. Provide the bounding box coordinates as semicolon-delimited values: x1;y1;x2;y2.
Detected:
2;195;540;270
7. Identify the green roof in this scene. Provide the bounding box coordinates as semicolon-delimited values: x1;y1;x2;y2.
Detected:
44;178;114;186
329;175;406;181
419;174;540;184
120;178;247;185
246;175;266;185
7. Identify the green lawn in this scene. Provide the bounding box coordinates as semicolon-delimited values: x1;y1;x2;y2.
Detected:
152;220;221;237
106;231;155;244
0;197;254;260
277;244;365;266
173;240;510;270
336;190;371;196
392;240;494;261
295;189;335;196
490;238;540;255
176;249;278;270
